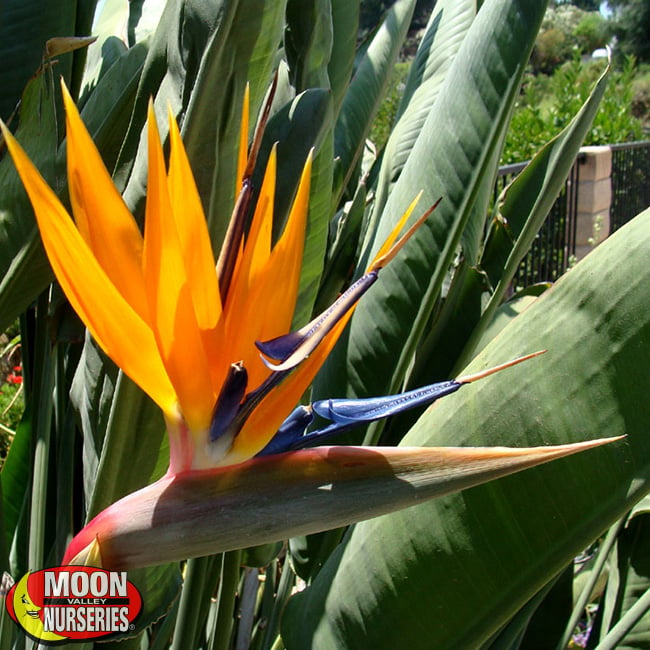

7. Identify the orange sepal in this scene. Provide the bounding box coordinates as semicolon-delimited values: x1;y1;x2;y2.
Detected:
142;104;215;432
0;121;177;416
61;82;148;322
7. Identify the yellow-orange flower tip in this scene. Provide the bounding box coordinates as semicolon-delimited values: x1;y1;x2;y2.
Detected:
1;117;180;424
256;189;436;374
65;536;104;568
369;195;442;272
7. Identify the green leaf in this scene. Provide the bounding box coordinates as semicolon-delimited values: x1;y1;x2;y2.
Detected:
242;542;284;568
471;291;543;356
169;555;222;650
328;0;359;117
0;0;97;121
282;208;650;650
317;0;547;414
373;0;476;215
592;506;650;648
398;0;475;118
482;573;563;650
0;72;58;333
0;406;33;570
78;41;149;175
285;0;333;90
255;90;332;237
459;62;611;370
516;566;573;649
70;342;167;520
333;0;416;202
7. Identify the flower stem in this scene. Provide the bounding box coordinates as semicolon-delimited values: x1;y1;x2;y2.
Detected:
209;550;242;650
28;291;54;571
171;557;212;650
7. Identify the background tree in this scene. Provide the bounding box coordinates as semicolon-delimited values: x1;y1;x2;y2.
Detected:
574;11;608;53
554;0;600;10
609;0;650;62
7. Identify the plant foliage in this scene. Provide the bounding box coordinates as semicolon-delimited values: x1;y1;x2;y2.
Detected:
0;0;649;648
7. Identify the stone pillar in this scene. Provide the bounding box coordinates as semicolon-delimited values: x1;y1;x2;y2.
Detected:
574;146;612;260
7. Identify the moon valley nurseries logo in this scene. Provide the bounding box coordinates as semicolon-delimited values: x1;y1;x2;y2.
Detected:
5;566;142;643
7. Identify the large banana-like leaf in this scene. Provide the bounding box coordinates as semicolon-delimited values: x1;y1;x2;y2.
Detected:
396;0;475;120
373;0;476;215
283;208;650;649
461;62;611;371
285;0;332;90
401;57;609;399
591;499;650;648
318;0;547;407
333;0;415;202
327;0;359;117
0;73;57;333
0;0;96;121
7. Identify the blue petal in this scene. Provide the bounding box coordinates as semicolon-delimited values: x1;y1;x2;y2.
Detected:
256;406;314;456
257;379;463;455
256;270;379;371
312;380;461;424
270;422;346;452
209;363;248;442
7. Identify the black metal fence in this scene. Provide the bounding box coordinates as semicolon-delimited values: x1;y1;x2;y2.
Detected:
494;157;581;289
610;141;650;233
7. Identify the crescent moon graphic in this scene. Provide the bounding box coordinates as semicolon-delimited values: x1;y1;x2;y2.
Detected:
11;573;67;642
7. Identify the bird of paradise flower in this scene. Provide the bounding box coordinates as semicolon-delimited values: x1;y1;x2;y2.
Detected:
0;80;620;571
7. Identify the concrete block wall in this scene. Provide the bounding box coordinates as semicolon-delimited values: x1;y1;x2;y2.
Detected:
574;146;612;260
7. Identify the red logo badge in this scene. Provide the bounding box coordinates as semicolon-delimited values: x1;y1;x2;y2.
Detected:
5;567;142;643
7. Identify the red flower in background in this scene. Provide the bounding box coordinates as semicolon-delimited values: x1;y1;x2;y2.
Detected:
6;366;22;385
